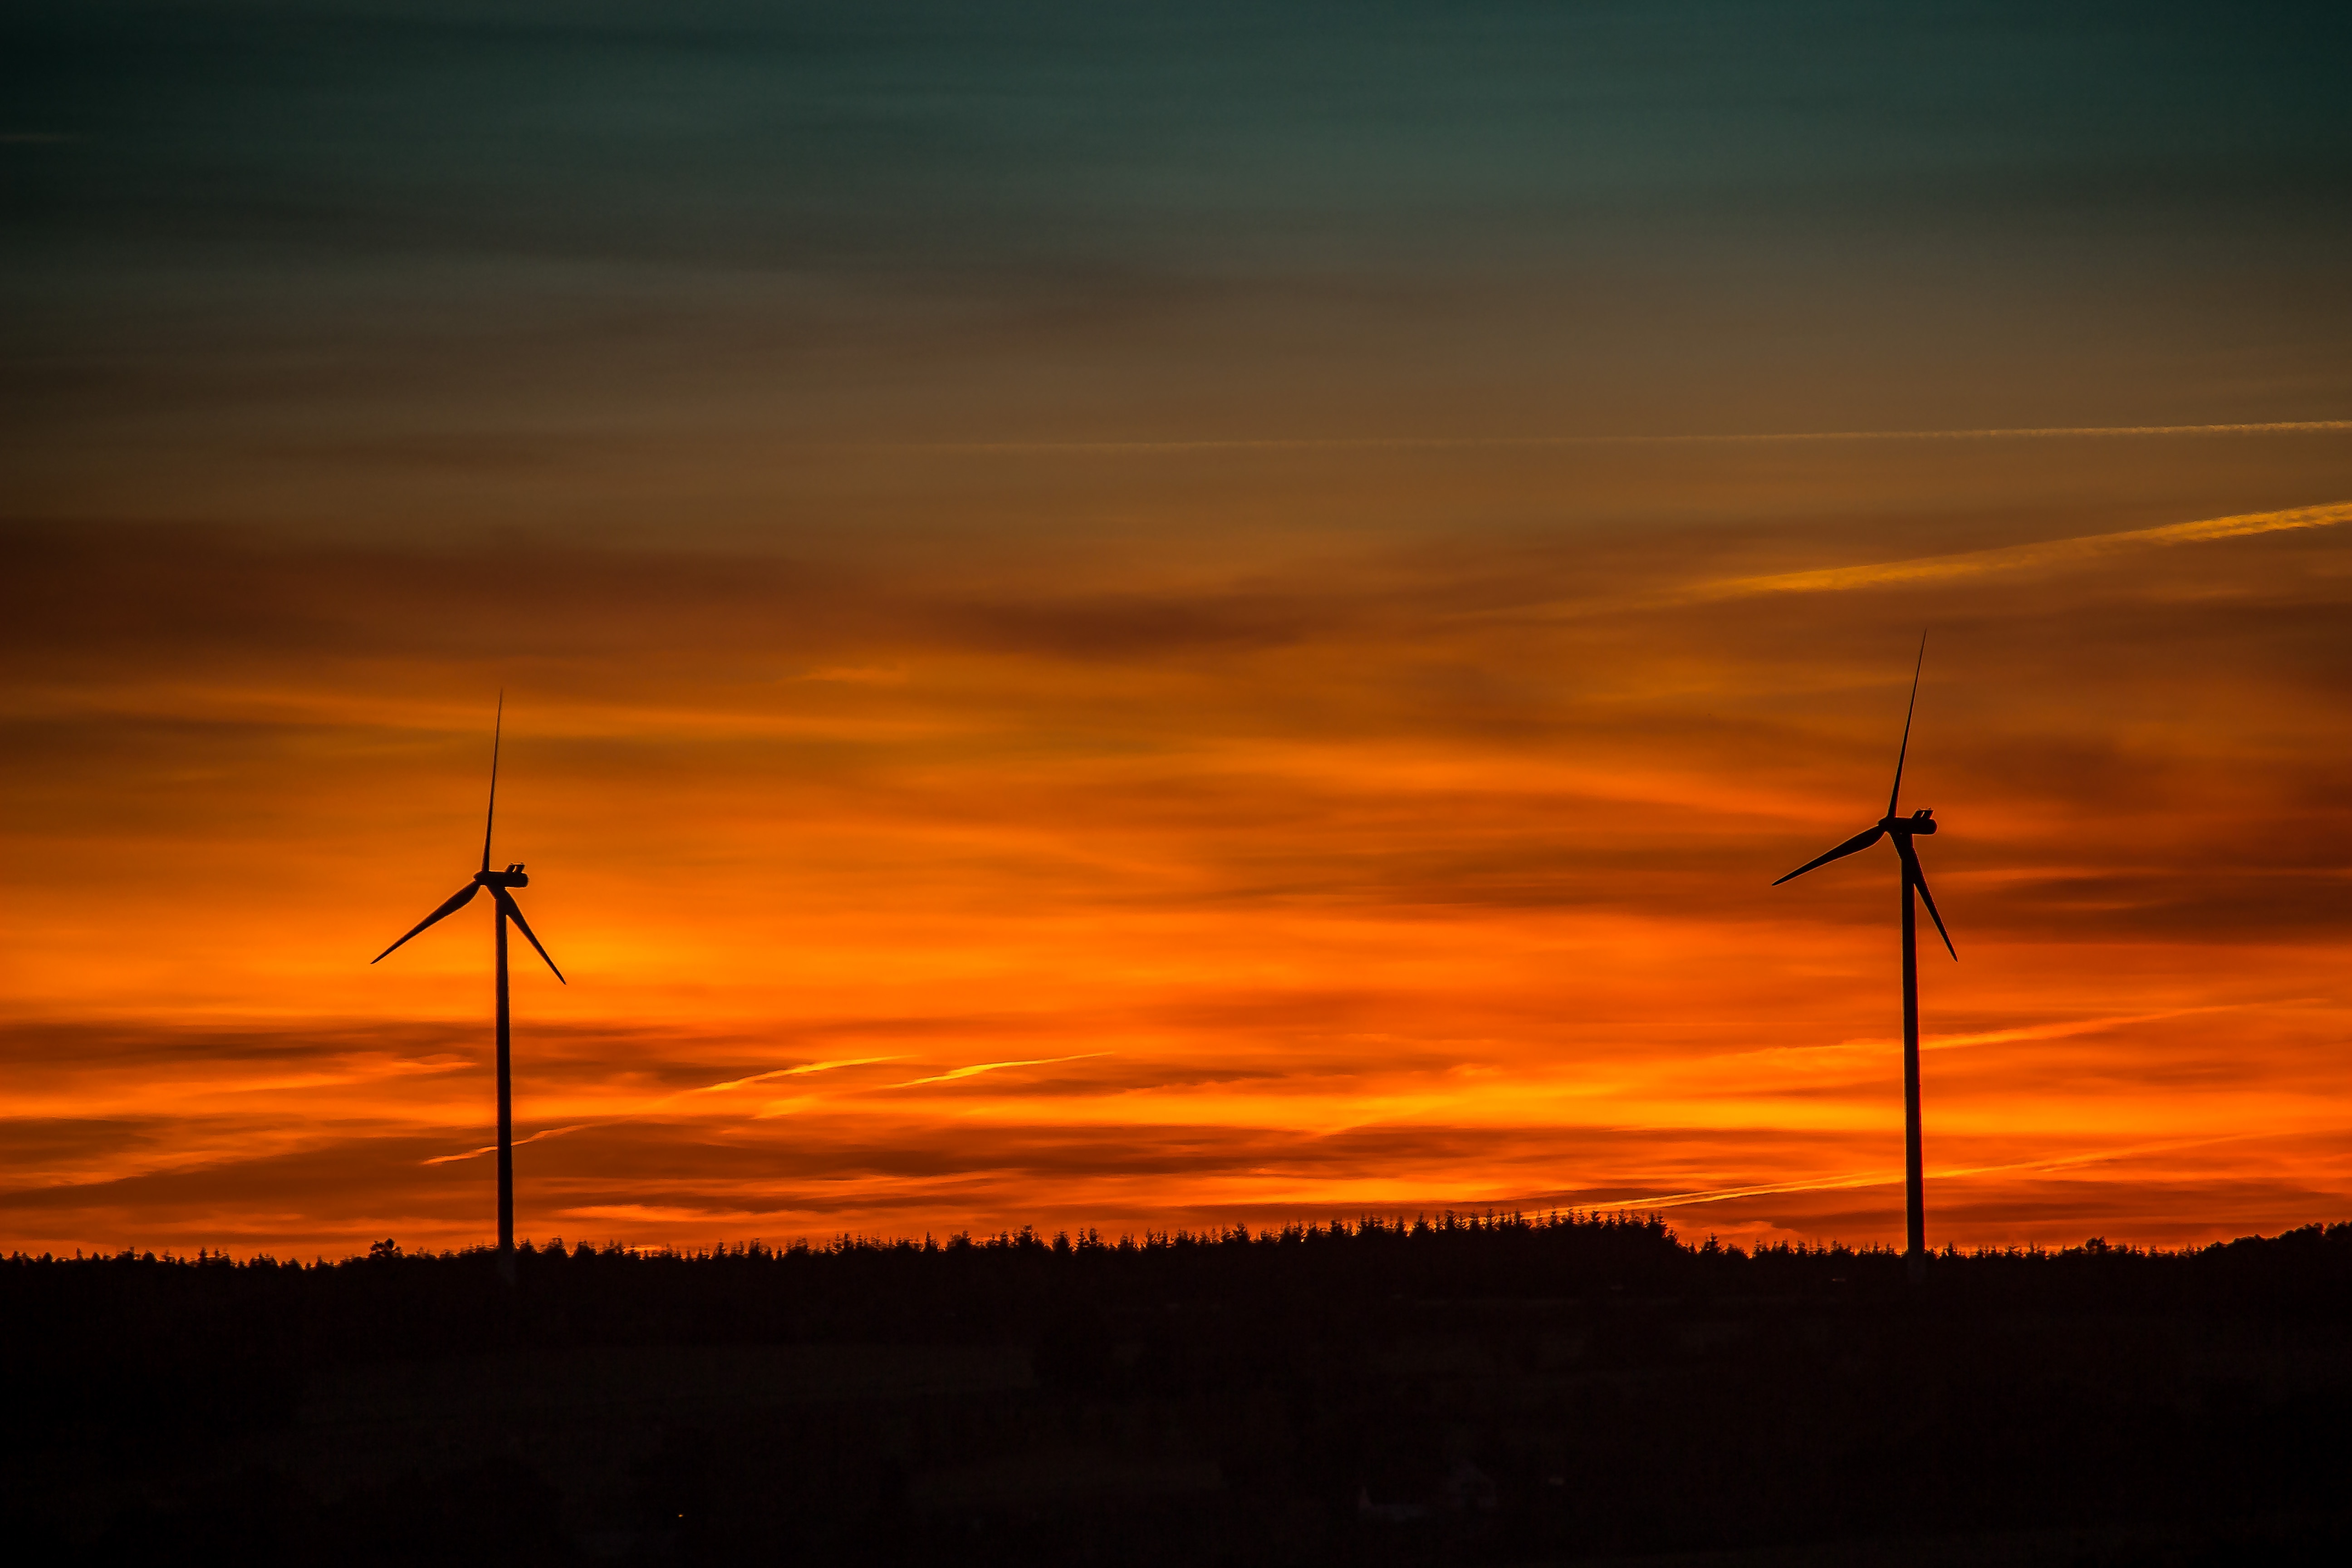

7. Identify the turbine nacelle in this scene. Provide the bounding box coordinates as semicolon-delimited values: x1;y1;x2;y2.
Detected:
478;865;529;888
1881;809;1936;836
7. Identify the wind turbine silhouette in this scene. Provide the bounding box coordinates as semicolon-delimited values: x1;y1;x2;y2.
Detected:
372;698;564;1273
1773;639;1955;1286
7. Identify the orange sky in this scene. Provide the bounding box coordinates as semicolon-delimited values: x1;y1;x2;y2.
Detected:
8;427;2352;1257
6;3;2352;1258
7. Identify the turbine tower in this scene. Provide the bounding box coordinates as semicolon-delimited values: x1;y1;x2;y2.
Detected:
1774;640;1955;1286
372;699;565;1271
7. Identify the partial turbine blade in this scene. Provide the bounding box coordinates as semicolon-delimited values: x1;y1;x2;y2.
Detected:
372;882;480;964
1888;632;1927;818
1773;825;1884;886
492;887;566;984
480;692;503;876
1896;838;1957;960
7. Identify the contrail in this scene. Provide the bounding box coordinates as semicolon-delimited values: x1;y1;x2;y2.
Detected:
885;1053;1105;1088
1777;1003;2258;1059
686;1057;899;1094
902;418;2352;456
423;1123;589;1166
1468;497;2352;628
1913;1005;2244;1051
1696;500;2352;601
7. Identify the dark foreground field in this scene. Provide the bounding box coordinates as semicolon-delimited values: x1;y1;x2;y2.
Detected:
6;1214;2351;1566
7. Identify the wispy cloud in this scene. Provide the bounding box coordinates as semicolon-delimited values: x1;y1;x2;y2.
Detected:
422;1123;591;1166
1606;1134;2263;1211
1785;1005;2260;1058
907;421;2352;456
1696;501;2352;600
885;1054;1106;1089
686;1057;900;1095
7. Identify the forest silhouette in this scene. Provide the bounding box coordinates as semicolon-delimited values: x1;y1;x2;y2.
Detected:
7;1212;2351;1565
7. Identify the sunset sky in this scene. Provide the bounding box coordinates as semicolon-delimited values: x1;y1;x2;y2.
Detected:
6;1;2352;1259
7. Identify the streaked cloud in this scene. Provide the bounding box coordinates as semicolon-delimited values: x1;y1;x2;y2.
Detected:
1612;1134;2267;1213
423;1123;592;1166
685;1057;901;1095
917;419;2352;456
1697;501;2352;601
886;1055;1107;1089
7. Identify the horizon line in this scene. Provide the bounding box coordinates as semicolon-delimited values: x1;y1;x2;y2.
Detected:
16;1207;2336;1268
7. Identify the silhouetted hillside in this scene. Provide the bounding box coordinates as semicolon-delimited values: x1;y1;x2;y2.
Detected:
6;1213;2351;1566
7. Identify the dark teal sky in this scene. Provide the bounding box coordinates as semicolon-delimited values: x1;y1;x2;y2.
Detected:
7;0;2351;504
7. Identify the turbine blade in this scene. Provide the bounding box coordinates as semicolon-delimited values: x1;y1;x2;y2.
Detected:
372;882;480;964
1772;825;1884;885
492;886;566;984
1888;632;1927;818
1897;839;1957;960
480;693;503;875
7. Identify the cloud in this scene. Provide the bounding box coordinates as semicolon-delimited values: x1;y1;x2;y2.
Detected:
422;1123;592;1165
913;419;2352;456
685;1057;901;1094
1605;1133;2264;1212
885;1054;1107;1089
1696;500;2352;600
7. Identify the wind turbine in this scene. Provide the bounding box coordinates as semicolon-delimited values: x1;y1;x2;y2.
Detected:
372;699;565;1271
1773;640;1955;1286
